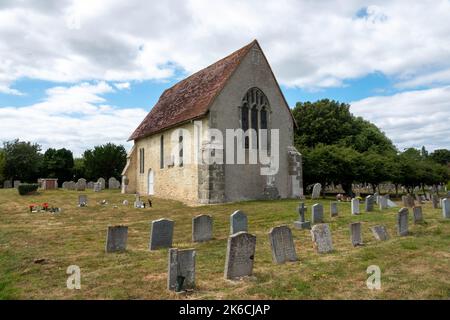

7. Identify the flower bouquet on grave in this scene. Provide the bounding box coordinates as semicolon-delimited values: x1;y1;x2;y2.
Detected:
29;204;37;212
42;203;49;211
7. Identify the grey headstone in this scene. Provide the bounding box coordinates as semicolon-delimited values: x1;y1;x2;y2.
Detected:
402;195;414;208
365;195;374;212
62;181;68;189
87;181;94;189
105;226;128;253
350;222;363;247
426;192;431;201
13;180;21;188
224;232;256;280
167;248;196;291
370;225;389;241
293;202;310;229
442;198;450;219
3;180;12;188
374;192;379;204
311;203;324;224
415;194;423;204
311;183;322;199
108;177;121;189
76;178;86;191
413;206;423;223
149;218;174;250
379;195;388;210
310;224;333;253
268;226;297;264
230;210;248;234
93;182;101;192
397;208;409;236
97;177;106;190
67;181;76;190
78;194;87;206
351;198;360;215
192;214;213;242
330;202;338;217
387;199;398;208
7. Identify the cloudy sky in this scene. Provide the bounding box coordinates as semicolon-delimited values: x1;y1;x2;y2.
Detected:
0;0;449;156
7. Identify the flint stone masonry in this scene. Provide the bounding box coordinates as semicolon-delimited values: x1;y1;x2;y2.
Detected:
105;226;128;253
330;202;338;217
230;210;248;234
268;226;297;264
167;248;196;291
370;225;389;241
310;224;333;253
149;219;174;250
224;232;256;280
365;195;374;212
397;208;409;236
350;222;363;247
311;183;321;199
413;206;423;223
351;198;360;215
311;203;324;224
443;198;450;219
293;202;310;229
192;214;213;242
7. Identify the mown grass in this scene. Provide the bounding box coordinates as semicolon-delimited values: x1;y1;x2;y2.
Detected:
0;188;449;299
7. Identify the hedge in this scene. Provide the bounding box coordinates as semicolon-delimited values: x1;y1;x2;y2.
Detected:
18;183;39;195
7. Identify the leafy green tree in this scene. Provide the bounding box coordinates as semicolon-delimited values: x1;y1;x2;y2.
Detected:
41;148;74;182
73;158;86;180
0;148;5;184
429;149;450;166
83;143;127;181
359;152;393;193
3;140;42;182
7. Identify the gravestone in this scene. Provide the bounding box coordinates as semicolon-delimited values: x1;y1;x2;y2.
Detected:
93;182;101;192
379;195;388;210
76;178;86;191
415;194;423;204
330;202;338;217
374;192;379;204
97;177;106;190
412;206;423;223
310;224;333;253
13;180;21;188
105;226;128;253
108;177;121;189
402;195;414;208
62;181;68;189
311;203;324;224
268;226;297;264
350;222;363;247
224;232;256;280
78;195;87;207
370;225;389;241
426;192;431;201
3;180;12;188
192;214;213;242
387;199;398;208
293;203;310;229
442;198;450;219
397;208;409;236
167;248;196;292
431;194;439;209
365;195;374;212
311;183;322;199
149;218;174;250
230;210;248;234
68;181;76;190
87;181;94;189
351;198;360;215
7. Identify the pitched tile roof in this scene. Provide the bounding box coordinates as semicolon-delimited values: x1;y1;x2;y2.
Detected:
128;40;257;141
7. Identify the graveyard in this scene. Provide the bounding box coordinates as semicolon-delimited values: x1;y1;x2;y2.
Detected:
0;188;449;299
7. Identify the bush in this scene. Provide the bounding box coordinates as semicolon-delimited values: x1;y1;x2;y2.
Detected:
18;183;39;195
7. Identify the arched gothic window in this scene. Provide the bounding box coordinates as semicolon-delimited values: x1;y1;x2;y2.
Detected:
240;87;270;149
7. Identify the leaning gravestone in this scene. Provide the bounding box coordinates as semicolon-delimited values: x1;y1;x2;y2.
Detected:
370;225;389;241
379;195;388;210
350;222;363;247
76;178;86;191
97;177;106;190
294;203;310;229
224;232;256;280
149;218;174;250
413;206;423;223
442;198;450;219
230;210;248;234
387;199;398;208
311;183;322;199
268;226;297;264
105;226;128;253
330;202;338;217
78;195;88;207
167;248;196;292
192;214;213;242
310;224;333;253
311;203;324;224
351;198;360;215
365;195;374;212
93;182;101;192
397;208;409;236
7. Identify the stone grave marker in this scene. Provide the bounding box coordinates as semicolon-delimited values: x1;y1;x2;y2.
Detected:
311;203;324;224
149;218;174;250
293;203;310;229
379;195;388;210
224;232;256;280
230;210;247;234
311;183;321;199
13;180;21;188
413;206;423;223
87;181;94;189
93;182;101;192
3;180;12;188
108;177;121;189
350;222;363;246
76;178;86;191
443;198;450;219
370;225;389;241
105;226;128;253
365;195;374;212
397;208;409;236
97;177;106;190
78;195;88;207
351;198;360;215
268;226;297;264
192;214;213;242
330;202;338;217
167;248;196;292
310;224;333;253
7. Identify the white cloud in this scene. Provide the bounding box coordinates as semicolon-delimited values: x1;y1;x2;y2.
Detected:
1;0;450;92
0;82;147;156
114;82;130;90
351;86;450;152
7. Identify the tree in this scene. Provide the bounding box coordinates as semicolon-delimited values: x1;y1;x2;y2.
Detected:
429;149;450;166
41;148;74;182
73;158;86;181
3;140;42;182
0;148;5;184
83;143;127;181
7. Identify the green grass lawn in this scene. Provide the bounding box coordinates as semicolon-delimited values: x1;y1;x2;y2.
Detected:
0;188;449;299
